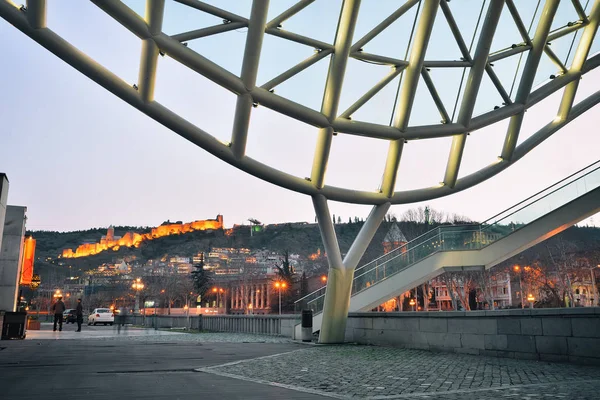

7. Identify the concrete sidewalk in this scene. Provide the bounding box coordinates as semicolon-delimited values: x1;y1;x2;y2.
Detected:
2;325;600;399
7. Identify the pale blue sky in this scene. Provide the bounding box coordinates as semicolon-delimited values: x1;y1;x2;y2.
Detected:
0;0;598;231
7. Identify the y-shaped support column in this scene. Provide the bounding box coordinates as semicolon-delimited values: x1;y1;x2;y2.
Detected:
313;195;390;343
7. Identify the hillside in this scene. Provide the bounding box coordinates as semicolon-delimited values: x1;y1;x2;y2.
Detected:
28;221;600;282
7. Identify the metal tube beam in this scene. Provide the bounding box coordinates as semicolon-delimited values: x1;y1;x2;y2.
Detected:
488;45;530;63
312;195;345;343
231;0;269;159
485;64;512;105
557;0;600;120
138;0;164;103
439;0;471;61
25;0;45;29
90;0;150;39
501;0;559;161
260;49;333;91
421;68;451;123
351;0;419;52
392;0;439;131
311;0;361;188
317;197;390;343
0;1;600;205
446;1;504;188
266;0;315;30
339;67;403;119
422;60;472;68
547;21;586;42
457;1;504;127
571;0;588;22
153;33;247;94
351;51;409;67
381;140;404;198
331;118;403;140
505;0;532;44
266;28;333;50
173;0;248;23
171;22;248;42
381;0;439;197
544;44;567;73
252;87;329;127
344;203;391;270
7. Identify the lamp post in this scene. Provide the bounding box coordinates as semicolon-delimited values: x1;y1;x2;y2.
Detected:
212;287;224;311
409;298;416;312
274;281;287;315
184;304;189;329
590;266;599;307
514;265;524;309
321;275;327;286
131;278;144;314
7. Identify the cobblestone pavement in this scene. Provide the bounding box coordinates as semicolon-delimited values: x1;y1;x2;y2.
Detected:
198;345;600;399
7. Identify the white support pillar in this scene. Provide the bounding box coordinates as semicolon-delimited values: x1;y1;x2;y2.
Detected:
314;195;390;343
0;206;27;312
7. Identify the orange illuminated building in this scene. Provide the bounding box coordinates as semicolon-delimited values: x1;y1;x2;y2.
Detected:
62;215;223;258
20;236;36;285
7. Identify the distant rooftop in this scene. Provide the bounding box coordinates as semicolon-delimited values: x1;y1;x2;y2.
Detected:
383;224;407;244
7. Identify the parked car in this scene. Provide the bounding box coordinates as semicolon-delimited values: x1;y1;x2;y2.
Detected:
88;308;114;326
63;309;77;324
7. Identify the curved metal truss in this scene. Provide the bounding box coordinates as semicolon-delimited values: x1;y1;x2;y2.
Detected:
1;0;599;205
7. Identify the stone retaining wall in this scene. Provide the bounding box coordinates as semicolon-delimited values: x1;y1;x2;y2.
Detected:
346;308;600;365
125;314;298;336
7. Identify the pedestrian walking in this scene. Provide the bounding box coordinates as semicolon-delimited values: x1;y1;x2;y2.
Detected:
76;299;83;332
51;296;66;332
117;306;129;334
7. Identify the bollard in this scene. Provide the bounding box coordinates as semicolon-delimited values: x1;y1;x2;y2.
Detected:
301;309;313;342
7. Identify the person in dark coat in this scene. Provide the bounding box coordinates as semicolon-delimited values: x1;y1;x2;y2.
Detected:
51;296;66;332
76;299;83;332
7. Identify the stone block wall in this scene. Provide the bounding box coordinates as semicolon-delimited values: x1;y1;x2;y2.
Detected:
346;308;600;365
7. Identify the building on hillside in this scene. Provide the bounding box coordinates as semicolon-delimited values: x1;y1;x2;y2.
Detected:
382;223;408;254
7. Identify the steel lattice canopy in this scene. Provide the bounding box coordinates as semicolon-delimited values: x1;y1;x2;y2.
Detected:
1;0;599;205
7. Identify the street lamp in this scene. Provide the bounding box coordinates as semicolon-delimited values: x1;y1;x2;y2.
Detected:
131;278;144;313
527;293;535;309
409;298;416;312
212;287;224;310
514;265;524;309
274;281;287;315
321;275;327;285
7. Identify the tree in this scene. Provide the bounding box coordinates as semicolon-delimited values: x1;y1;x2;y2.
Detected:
191;253;212;299
300;271;308;297
273;250;295;312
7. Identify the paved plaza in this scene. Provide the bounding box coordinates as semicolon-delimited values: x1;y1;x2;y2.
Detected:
1;324;599;399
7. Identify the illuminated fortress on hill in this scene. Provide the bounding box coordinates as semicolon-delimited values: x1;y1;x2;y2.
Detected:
61;215;223;258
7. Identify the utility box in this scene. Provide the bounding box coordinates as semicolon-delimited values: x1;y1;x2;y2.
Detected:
1;311;27;340
301;309;313;342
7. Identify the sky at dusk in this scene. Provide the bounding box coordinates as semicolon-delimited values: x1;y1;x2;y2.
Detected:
1;0;599;232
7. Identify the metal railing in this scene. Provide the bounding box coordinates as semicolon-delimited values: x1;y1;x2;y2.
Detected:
295;160;600;315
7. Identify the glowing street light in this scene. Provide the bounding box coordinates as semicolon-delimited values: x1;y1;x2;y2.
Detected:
131;278;144;313
274;281;287;315
409;298;416;312
212;287;224;309
527;294;535;309
321;275;327;284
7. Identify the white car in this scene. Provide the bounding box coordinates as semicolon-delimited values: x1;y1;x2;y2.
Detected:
88;308;114;326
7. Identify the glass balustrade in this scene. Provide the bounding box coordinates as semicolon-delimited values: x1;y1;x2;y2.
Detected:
295;161;600;315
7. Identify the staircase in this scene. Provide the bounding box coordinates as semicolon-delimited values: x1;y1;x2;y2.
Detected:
295;161;600;334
